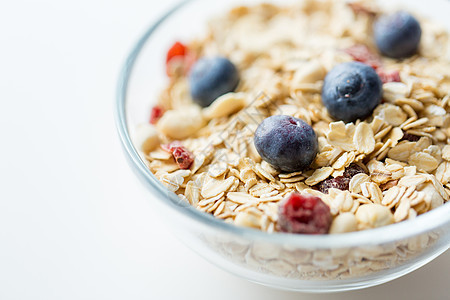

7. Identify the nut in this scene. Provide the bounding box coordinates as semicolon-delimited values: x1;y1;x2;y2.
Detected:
329;213;358;234
157;106;205;139
133;123;160;154
203;92;247;119
355;204;394;230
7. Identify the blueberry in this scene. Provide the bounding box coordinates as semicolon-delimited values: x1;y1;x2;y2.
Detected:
374;11;422;59
321;62;382;123
188;56;239;107
254;115;318;173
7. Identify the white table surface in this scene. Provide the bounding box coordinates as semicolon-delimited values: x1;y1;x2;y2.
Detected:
0;0;448;299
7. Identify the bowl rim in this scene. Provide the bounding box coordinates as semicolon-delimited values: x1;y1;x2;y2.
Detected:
115;0;450;248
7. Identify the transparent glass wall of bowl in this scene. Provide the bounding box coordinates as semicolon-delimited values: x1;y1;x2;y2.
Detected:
118;0;450;292
142;183;449;292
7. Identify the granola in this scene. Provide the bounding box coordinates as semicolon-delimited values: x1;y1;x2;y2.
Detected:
135;0;450;235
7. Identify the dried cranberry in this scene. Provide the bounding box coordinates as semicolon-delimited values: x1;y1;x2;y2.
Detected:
166;41;187;64
316;176;350;194
149;106;164;124
162;141;194;169
278;193;332;234
171;146;194;169
344;45;382;70
377;68;401;84
165;41;195;77
400;132;421;142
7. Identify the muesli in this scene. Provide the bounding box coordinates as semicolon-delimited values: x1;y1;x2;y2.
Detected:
135;0;450;234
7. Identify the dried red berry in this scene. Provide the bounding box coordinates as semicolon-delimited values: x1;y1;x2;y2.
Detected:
344;45;382;70
166;41;187;64
278;193;332;234
165;41;196;77
162;141;194;169
377;68;401;84
149;106;164;124
171;146;194;169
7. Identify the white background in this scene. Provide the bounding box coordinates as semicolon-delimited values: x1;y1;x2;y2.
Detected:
0;0;448;299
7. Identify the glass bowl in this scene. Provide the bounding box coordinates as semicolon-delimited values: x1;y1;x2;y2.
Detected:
115;0;450;292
